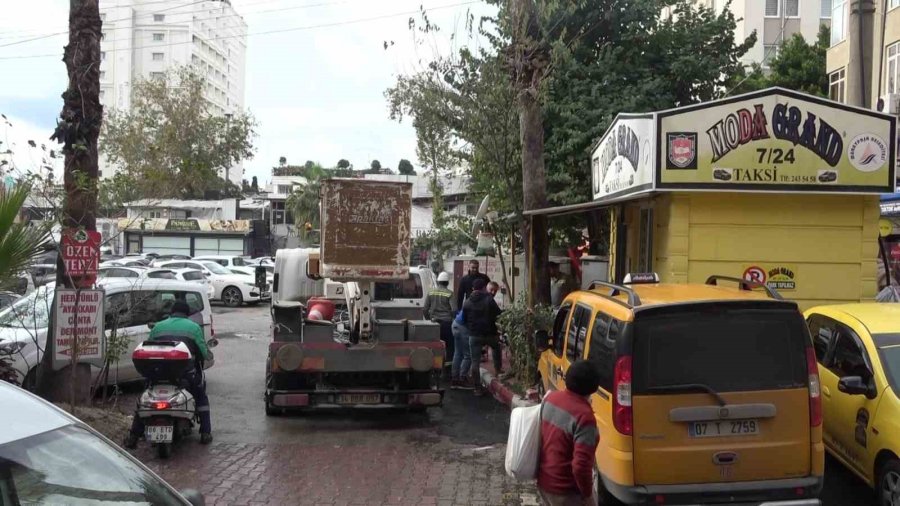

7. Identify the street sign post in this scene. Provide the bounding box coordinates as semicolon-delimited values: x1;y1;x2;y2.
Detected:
61;228;101;288
52;288;105;371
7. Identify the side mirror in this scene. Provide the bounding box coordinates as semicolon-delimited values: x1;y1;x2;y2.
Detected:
147;321;156;330
534;330;551;352
207;338;219;348
838;376;876;398
180;489;205;506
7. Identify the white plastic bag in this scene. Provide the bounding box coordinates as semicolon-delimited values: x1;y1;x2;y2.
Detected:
504;403;542;481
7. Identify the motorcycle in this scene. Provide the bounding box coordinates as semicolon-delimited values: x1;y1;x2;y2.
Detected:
131;336;218;458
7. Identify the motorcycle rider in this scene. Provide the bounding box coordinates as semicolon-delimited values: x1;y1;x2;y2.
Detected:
124;300;213;448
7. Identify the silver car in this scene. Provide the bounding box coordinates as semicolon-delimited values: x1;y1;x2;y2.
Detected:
0;381;204;505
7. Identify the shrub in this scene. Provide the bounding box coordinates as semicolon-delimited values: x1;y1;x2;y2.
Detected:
498;298;554;387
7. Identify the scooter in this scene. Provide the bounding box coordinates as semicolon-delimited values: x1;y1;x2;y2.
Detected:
131;336;218;458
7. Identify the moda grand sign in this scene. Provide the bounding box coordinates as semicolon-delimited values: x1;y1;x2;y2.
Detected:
591;115;654;201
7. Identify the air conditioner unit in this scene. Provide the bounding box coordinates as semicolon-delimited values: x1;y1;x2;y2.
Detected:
879;93;900;115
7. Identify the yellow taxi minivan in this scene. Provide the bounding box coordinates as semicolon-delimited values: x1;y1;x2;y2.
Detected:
536;274;824;505
804;304;900;504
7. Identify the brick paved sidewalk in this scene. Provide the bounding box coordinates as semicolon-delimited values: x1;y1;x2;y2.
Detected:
138;436;535;506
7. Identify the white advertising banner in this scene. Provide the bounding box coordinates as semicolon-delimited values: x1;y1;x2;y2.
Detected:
591;114;655;202
53;289;105;370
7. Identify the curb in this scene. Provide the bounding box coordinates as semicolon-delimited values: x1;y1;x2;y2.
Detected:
479;366;537;409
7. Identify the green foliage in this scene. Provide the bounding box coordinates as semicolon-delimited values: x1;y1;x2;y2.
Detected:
336;159;352;170
398;159;416;175
0;184;50;288
370;160;382;171
726;25;830;97
100;67;257;199
497;299;554;386
285;162;325;241
250;176;259;193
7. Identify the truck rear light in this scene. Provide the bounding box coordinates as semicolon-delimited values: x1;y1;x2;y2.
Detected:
613;355;633;435
806;347;822;427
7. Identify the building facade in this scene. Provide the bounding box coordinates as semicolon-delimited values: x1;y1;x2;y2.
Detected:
668;0;831;67
826;0;900;110
99;0;247;185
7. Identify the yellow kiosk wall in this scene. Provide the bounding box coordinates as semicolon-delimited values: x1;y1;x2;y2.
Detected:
615;193;880;310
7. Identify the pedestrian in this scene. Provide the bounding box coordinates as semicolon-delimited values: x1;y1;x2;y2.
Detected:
450;308;473;389
423;272;457;371
464;278;502;396
537;360;601;506
549;262;575;307
456;259;491;311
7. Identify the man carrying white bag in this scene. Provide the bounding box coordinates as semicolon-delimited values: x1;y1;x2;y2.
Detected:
505;361;601;506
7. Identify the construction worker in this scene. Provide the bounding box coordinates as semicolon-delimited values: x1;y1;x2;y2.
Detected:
424;272;457;371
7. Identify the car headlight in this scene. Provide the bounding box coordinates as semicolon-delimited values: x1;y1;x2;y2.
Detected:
0;341;27;355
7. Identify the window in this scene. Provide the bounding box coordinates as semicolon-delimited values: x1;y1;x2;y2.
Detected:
153;14;165;22
763;44;779;67
152;52;164;61
374;274;423;300
552;304;571;357
830;330;871;378
785;0;799;17
100;51;106;61
588;313;620;392
147;270;177;279
99;71;106;79
131;290;204;326
807;315;835;363
276;184;292;195
887;43;900;94
182;271;205;281
831;0;846;45
232;257;246;266
101;32;107;41
100;13;106;21
153;33;164;41
892;0;900;8
566;305;591;361
99;90;105;99
105;292;132;328
821;0;831;17
765;0;780;16
829;68;846;102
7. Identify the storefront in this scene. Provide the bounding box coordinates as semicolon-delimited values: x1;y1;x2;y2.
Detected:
119;218;253;257
531;88;896;309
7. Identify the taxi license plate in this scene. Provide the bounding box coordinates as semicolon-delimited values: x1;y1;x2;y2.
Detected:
145;425;174;443
337;394;381;404
689;419;759;438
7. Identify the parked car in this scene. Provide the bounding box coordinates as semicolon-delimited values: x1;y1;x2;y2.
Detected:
28;264;57;286
804;303;900;502
173;268;215;300
156;260;263;307
192;255;255;276
101;259;150;268
0;381;204;505
98;266;177;281
150;254;193;267
0;279;214;390
535;273;823;505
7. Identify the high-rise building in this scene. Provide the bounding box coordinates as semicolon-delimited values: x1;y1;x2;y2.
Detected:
665;0;832;68
98;0;247;185
825;0;900;111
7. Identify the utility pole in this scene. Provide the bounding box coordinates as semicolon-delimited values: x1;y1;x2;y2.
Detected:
848;0;876;107
39;0;103;403
508;0;551;306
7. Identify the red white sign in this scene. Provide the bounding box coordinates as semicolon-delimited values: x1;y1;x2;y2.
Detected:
61;228;101;288
52;289;106;370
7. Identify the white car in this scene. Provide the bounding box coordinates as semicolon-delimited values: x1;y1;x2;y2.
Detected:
0;279;215;390
172;268;215;300
155;260;263;307
100;259;150;268
0;381;204;505
97;266;176;281
193;255;255;276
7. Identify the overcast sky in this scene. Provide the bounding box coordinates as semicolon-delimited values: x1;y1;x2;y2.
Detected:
0;0;496;185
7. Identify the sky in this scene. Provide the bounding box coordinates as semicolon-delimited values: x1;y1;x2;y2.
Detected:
0;0;497;186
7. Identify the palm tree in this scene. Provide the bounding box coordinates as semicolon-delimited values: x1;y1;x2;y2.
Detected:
0;184;50;289
285;163;326;241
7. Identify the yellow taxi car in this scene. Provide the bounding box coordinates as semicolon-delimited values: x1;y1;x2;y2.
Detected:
804;303;900;505
535;274;824;505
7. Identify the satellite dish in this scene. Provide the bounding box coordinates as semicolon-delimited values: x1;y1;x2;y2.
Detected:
472;196;490;236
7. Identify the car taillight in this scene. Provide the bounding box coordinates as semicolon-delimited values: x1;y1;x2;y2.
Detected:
613;355;633;435
153;401;170;410
806;347;822;427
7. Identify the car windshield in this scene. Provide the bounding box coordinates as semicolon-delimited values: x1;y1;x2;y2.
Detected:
0;287;53;329
876;344;900;391
202;262;231;275
0;425;185;505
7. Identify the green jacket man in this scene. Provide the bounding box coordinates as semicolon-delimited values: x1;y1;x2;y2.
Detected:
149;303;209;361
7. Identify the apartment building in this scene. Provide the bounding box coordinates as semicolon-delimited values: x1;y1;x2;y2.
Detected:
667;0;831;67
826;0;900;111
98;0;247;185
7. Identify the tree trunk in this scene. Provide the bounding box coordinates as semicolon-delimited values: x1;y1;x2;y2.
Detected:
510;0;550;307
37;0;102;404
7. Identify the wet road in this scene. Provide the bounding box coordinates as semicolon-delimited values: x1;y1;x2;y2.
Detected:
132;304;877;506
